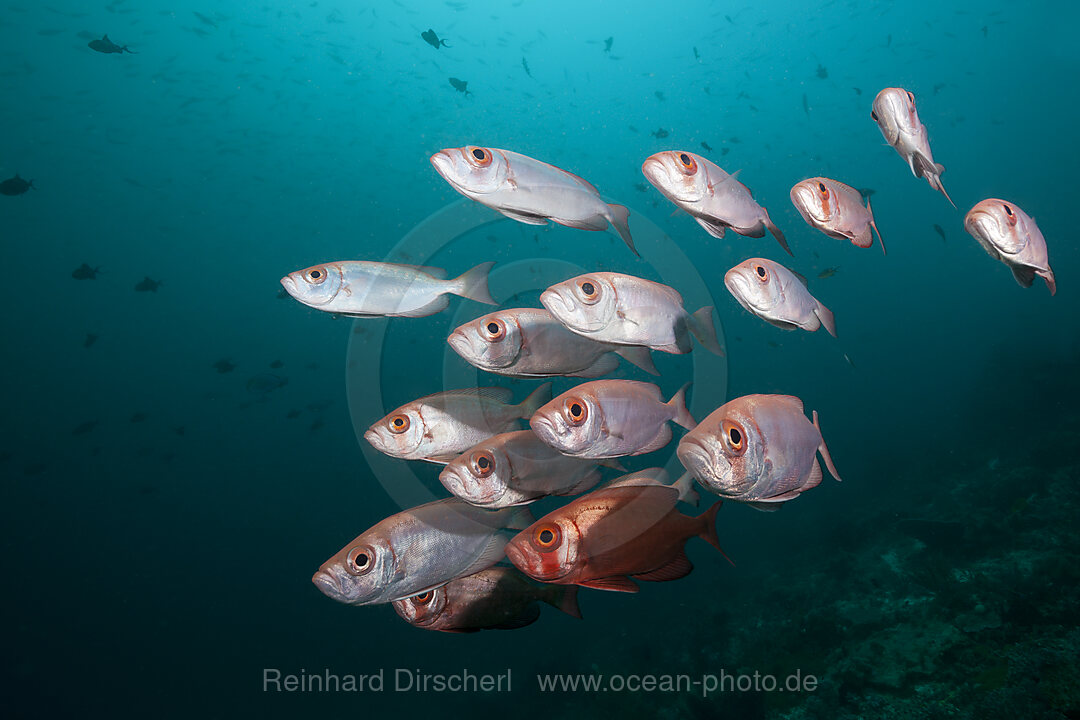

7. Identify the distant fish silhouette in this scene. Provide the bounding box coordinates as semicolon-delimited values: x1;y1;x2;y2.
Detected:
269;359;284;369
0;173;33;196
655;90;665;101
422;29;449;49
693;47;700;60
933;223;947;243
72;420;98;436
134;276;160;292
651;127;669;139
83;333;99;348
213;359;236;374
449;77;471;96
817;267;839;279
603;36;613;53
88;34;135;54
853;87;862;95
701;141;713;152
816;63;828;79
72;263;101;280
522;56;532;78
247;374;288;394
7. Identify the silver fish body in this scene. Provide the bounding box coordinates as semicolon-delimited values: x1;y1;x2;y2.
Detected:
724;258;836;336
540;272;723;355
642;150;790;254
430;146;636;255
871;87;954;207
964;199;1056;295
280;261;495;317
790;177;885;254
313;499;532;606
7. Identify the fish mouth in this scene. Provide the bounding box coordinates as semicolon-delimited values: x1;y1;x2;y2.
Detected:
430;150;454;180
790;185;824;223
363;428;387;452
280;275;298;297
312;570;345;601
529;413;561;446
723;269;769;312
503;541;533;575
539;289;583;330
676;438;716;480
641;156;670;188
446;329;477;362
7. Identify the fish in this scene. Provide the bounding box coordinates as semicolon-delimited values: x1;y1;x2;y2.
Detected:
392;567;580;633
540;272;723;355
693;47;700;60
82;333;98;348
933;223;947;243
655;90;665;101
71;263;101;280
364;384;552;464
701;141;713;152
269;360;284;369
449;77;471;95
72;420;98;435
964;199;1056;295
521;56;532;77
246;374;287;393
504;484;726;593
447;307;658;379
642;151;791;255
871;88;954;207
790;177;885;254
603;36;613;52
816;63;828;79
601;467;700;506
213;359;236;374
87;34;135;54
817;267;839;279
134;276;161;292
313;498;532;606
529;380;696;459
651;128;669;139
724;258;837;337
421;29;449;49
430;146;636;255
634;182;648;192
853;87;862;96
677;394;842;509
0;173;33;196
280;261;495;318
438;430;606;508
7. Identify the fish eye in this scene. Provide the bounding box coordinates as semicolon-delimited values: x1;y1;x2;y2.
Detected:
470;450;496;478
564;397;589;426
414;590;434;604
306;267;327;284
532;523;562;551
754;264;769;282
346;546;375;575
677;152;697;174
1002;204;1013;216
467;146;492;167
817;181;828;194
906;91;915;104
481;318;505;342
388;414;410;434
577;279;601;304
870;110;878;121
721;419;746;455
1001;203;1017;226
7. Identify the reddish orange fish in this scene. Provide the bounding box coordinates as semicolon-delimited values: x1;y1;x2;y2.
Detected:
504;484;730;593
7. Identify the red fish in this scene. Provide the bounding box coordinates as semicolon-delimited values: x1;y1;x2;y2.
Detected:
504;485;730;593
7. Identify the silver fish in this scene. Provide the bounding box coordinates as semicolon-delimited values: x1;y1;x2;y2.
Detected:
530;379;696;459
964;199;1056;295
365;384;552;464
677;394;842;509
790;177;885;254
430;146;637;255
642;151;790;255
871;87;954;207
280;261;495;318
540;272;723;355
312;499;532;606
724;258;837;337
448;307;658;378
439;430;605;508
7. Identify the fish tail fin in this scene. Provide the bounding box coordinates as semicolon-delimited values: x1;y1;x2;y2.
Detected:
667;382;696;430
866;197;886;255
687;307;724;356
812;410;843;481
815;301;837;338
932;166;956;209
613;345;659;375
763;207;792;256
518;381;553;418
451;261;497;305
674;471;700;507
547;584;582;619
699;501;734;566
606;203;638;256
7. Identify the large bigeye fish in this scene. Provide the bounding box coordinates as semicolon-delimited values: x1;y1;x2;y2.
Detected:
365;384;552;464
540;272;724;355
438;430;606;508
642;150;791;255
430;146;637;255
964;199;1056;296
790;178;885;255
871;87;954;207
724;258;837;337
391;567;581;633
447;307;658;378
312;499;532;606
677;394;842;510
529;380;696;459
504;484;727;593
280;261;495;317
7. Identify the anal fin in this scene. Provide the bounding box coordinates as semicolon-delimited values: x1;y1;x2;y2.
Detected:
578;575;639;593
633;551;693;582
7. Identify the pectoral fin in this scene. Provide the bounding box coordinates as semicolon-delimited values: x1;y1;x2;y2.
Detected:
578;576;640;593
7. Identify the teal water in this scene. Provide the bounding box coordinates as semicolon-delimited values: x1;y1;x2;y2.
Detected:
2;1;1078;718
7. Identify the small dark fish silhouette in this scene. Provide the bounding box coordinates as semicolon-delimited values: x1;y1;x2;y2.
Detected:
802;93;810;115
72;263;101;280
728;136;741;144
0;174;33;196
269;359;284;369
246;374;288;394
449;77;471;96
933;223;946;243
853;87;862;95
130;412;147;423
720;147;730;156
421;29;449;49
83;333;99;348
172;426;186;436
134;276;160;292
522;57;532;78
88;34;135;54
816;64;828;79
651;128;669;139
634;183;648;193
72;420;98;436
981;25;988;37
286;409;301;419
603;37;613;53
886;34;892;47
655;90;665;101
693;47;700;60
701;141;713;152
213;359;236;374
818;267;839;279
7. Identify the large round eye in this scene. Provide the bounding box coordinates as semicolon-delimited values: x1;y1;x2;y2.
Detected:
532;523;562;551
346;546;375;575
906;91;915;104
577;279;601;304
306;267;327;285
754;264;769;282
870;110;878;122
481;317;505;342
413;590;434;605
467;146;492;167
817;181;828;195
1001;203;1017;226
563;397;588;426
721;419;746;455
677;152;697;174
470;450;496;478
388;414;410;434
